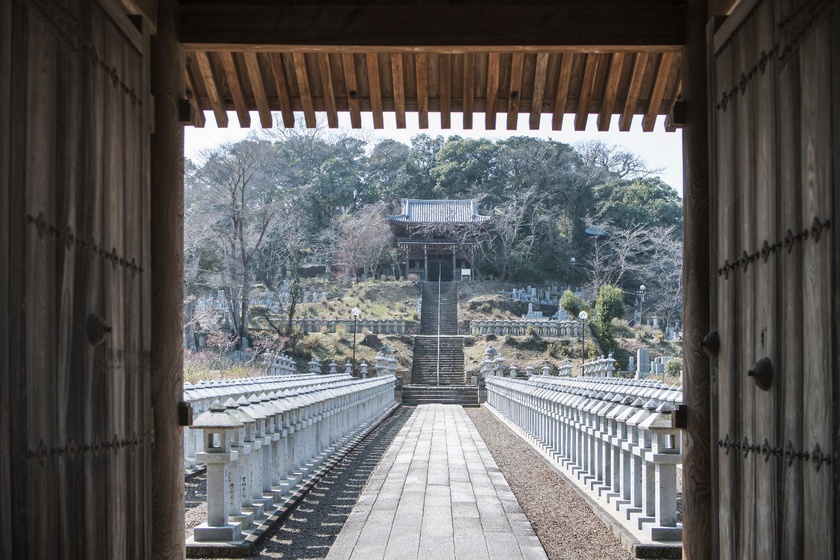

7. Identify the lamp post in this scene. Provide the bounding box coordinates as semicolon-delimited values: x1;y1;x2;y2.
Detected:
569;257;576;291
638;285;646;327
578;310;588;375
351;307;361;377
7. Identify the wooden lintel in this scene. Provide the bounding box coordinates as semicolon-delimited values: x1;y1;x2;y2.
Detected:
506;53;524;130
266;52;295;127
552;53;573;130
598;52;625;131
391;53;406;128
619;52;649;131
485;53;500;130
416;53;429;129
317;53;339;127
575;53;598;131
194;51;228;127
219;51;251;127
180;3;686;50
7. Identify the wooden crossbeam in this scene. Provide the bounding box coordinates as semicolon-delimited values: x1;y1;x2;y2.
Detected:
598;52;625;131
439;53;452;129
342;53;362;128
318;53;339;127
485;53;500;130
529;53;549;130
242;52;272;127
551;53;573;130
390;53;406;128
574;53;598;131
266;53;295;128
366;53;384;129
643;52;675;131
619;52;648;131
462;53;475;129
194;51;228;127
219;52;250;127
416;53;429;129
292;53;317;127
506;53;523;130
181;3;686;50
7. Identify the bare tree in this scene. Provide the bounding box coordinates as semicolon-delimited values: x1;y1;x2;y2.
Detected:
576;140;663;180
334;202;394;281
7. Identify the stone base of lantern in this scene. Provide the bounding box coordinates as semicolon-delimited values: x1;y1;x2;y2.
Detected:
252;495;274;512
231;511;256;530
645;525;682;542
629;511;655;530
193;521;242;542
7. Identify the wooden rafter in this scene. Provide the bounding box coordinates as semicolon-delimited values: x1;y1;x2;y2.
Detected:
416;53;429;129
318;53;339;127
194;51;228;127
485;53;500;130
439;54;452;129
219;52;250;127
265;53;295;128
390;53;406;128
529;53;549;130
342;53;362;128
619;52;648;131
184;58;206;128
462;53;475;129
643;52;675;132
242;52;272;127
598;52;625;131
292;53;317;127
506;53;523;130
366;53;384;129
575;53;598;131
552;53;573;130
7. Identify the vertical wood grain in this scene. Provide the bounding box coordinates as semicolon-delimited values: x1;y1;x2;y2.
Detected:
266;53;295;128
292;53;316;128
242;52;271;128
365;53;384;129
150;0;185;557
575;54;597;131
529;53;548;130
317;53;338;128
391;53;406;128
342;53;361;128
552;53;573;130
619;53;649;131
485;53;500;130
416;53;429;129
462;53;474;129
439;53;451;129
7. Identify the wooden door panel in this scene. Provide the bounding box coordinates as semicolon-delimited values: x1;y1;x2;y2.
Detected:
711;0;837;557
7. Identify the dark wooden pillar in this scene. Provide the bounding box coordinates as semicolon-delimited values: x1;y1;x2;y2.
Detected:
681;0;712;558
150;0;186;557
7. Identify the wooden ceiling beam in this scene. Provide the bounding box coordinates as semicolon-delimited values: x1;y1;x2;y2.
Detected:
390;53;407;128
342;53;362;128
292;53;317;127
184;58;206;128
597;52;624;131
506;53;524;130
529;53;549;130
551;53;573;130
180;3;686;50
366;53;384;129
242;52;272;127
574;53;598;131
485;53;500;130
462;53;475;129
416;53;429;129
265;53;295;128
317;53;339;127
439;54;452;129
642;51;675;131
219;52;251;127
619;52;648;131
194;51;229;127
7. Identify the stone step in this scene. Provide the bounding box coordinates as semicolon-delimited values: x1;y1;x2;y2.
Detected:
401;386;479;407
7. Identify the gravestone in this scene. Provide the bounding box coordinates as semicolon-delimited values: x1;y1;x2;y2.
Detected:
636;348;651;378
628;356;636;372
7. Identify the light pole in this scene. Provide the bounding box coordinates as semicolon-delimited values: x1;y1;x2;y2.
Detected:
351;307;361;377
638;285;646;327
569;257;576;290
578;310;588;375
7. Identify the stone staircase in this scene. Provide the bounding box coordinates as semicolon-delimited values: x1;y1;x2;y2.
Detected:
405;282;477;407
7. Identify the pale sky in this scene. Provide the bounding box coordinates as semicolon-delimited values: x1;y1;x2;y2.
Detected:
186;110;684;196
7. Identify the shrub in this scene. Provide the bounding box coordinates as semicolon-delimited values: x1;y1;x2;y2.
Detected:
595;284;625;332
560;289;584;318
665;358;683;377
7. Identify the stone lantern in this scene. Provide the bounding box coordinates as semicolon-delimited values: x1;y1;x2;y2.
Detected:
193;400;243;542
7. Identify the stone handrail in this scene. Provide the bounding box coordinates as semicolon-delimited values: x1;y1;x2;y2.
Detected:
190;376;396;543
485;375;682;543
292;318;407;335
470;319;581;338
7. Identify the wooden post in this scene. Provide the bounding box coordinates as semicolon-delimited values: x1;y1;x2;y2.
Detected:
681;0;712;558
150;0;186;557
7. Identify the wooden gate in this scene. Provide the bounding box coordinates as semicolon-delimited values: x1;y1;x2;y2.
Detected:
710;0;839;557
1;0;151;557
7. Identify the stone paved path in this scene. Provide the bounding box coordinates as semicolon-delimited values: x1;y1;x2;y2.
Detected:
326;404;548;560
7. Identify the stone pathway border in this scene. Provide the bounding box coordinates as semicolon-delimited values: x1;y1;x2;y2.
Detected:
327;404;548;560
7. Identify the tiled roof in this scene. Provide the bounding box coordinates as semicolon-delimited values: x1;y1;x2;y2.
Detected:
388;199;490;224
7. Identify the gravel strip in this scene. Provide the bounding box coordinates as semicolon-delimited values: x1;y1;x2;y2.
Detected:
466;407;634;560
185;406;413;559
